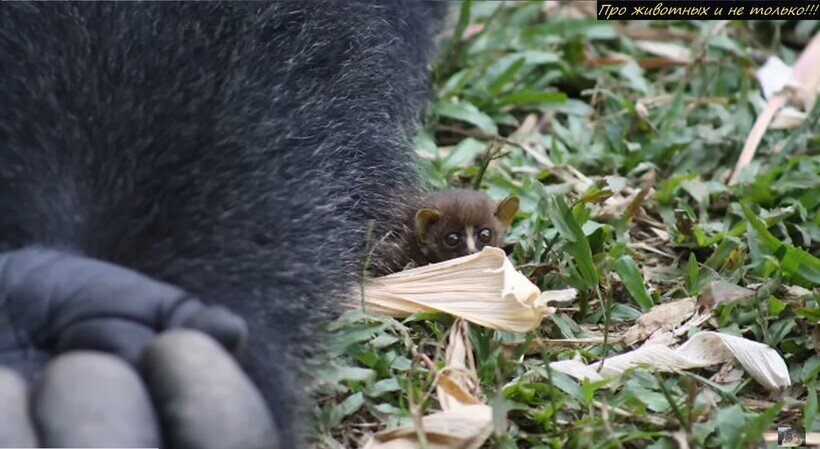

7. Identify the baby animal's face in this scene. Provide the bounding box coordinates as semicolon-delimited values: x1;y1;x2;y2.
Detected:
415;189;518;264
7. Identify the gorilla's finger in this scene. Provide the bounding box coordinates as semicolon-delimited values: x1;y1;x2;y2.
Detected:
0;369;38;448
141;330;278;449
183;305;248;355
0;348;50;382
55;319;156;364
32;352;161;448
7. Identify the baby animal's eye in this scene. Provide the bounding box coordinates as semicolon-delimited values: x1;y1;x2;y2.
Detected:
444;232;460;247
478;228;492;244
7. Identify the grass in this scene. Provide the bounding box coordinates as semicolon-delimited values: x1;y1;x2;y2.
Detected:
313;4;819;448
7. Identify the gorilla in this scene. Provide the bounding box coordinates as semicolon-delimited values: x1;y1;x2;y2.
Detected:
0;2;444;448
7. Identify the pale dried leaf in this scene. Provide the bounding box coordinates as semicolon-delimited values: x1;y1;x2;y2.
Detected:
697;280;754;309
793;33;820;99
679;332;791;390
437;374;480;409
594;192;633;220
438;320;481;410
521;337;608;353
584;53;633;67
362;404;493;449
757;57;798;100
635;99;650;122
360;247;558;333
672;312;711;338
730;33;820;185
635;40;691;63
770;106;807;129
622;298;697;346
643;331;676;347
617;24;698;42
784;284;813;298
671;429;690;449
538;288;577;307
728;94;787;185
512;113;539;136
549;359;604;382
551;331;791;391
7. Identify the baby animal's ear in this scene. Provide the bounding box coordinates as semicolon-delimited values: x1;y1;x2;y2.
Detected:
495;196;519;227
415;208;441;243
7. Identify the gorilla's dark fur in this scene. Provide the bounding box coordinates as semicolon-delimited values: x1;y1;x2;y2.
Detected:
0;2;444;446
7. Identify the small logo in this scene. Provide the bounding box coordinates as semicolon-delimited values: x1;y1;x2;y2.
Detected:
778;426;806;447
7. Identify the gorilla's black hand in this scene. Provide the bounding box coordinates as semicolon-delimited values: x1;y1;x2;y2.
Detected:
0;248;278;448
0;247;247;372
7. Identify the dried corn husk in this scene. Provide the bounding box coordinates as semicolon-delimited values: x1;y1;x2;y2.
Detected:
550;331;791;392
359;248;576;448
359;247;560;333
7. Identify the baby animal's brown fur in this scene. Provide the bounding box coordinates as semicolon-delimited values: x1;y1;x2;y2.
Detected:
370;189;519;275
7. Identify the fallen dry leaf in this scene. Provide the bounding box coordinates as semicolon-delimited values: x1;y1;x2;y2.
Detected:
757;56;799;100
616;24;698;43
728;95;788;185
784;284;813;298
697;280;755;309
770;106;808;129
539;288;578;307
363;320;495;449
729;33;820;185
362;404;493;449
437;319;481;410
550;331;791;392
634;40;692;63
622;297;697;346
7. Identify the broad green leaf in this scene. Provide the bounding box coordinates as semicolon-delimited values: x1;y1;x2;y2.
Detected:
366;378;401;398
442;137;485;170
742;203;820;284
497;90;567;106
328;392;364;426
686;253;699;294
715;404;746;449
613;255;654;312
434;100;498;134
806;381;818;431
440;68;473;97
489;57;526;95
545;195;599;289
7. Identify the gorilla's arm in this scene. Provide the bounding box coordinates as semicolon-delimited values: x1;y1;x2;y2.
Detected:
0;2;445;447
